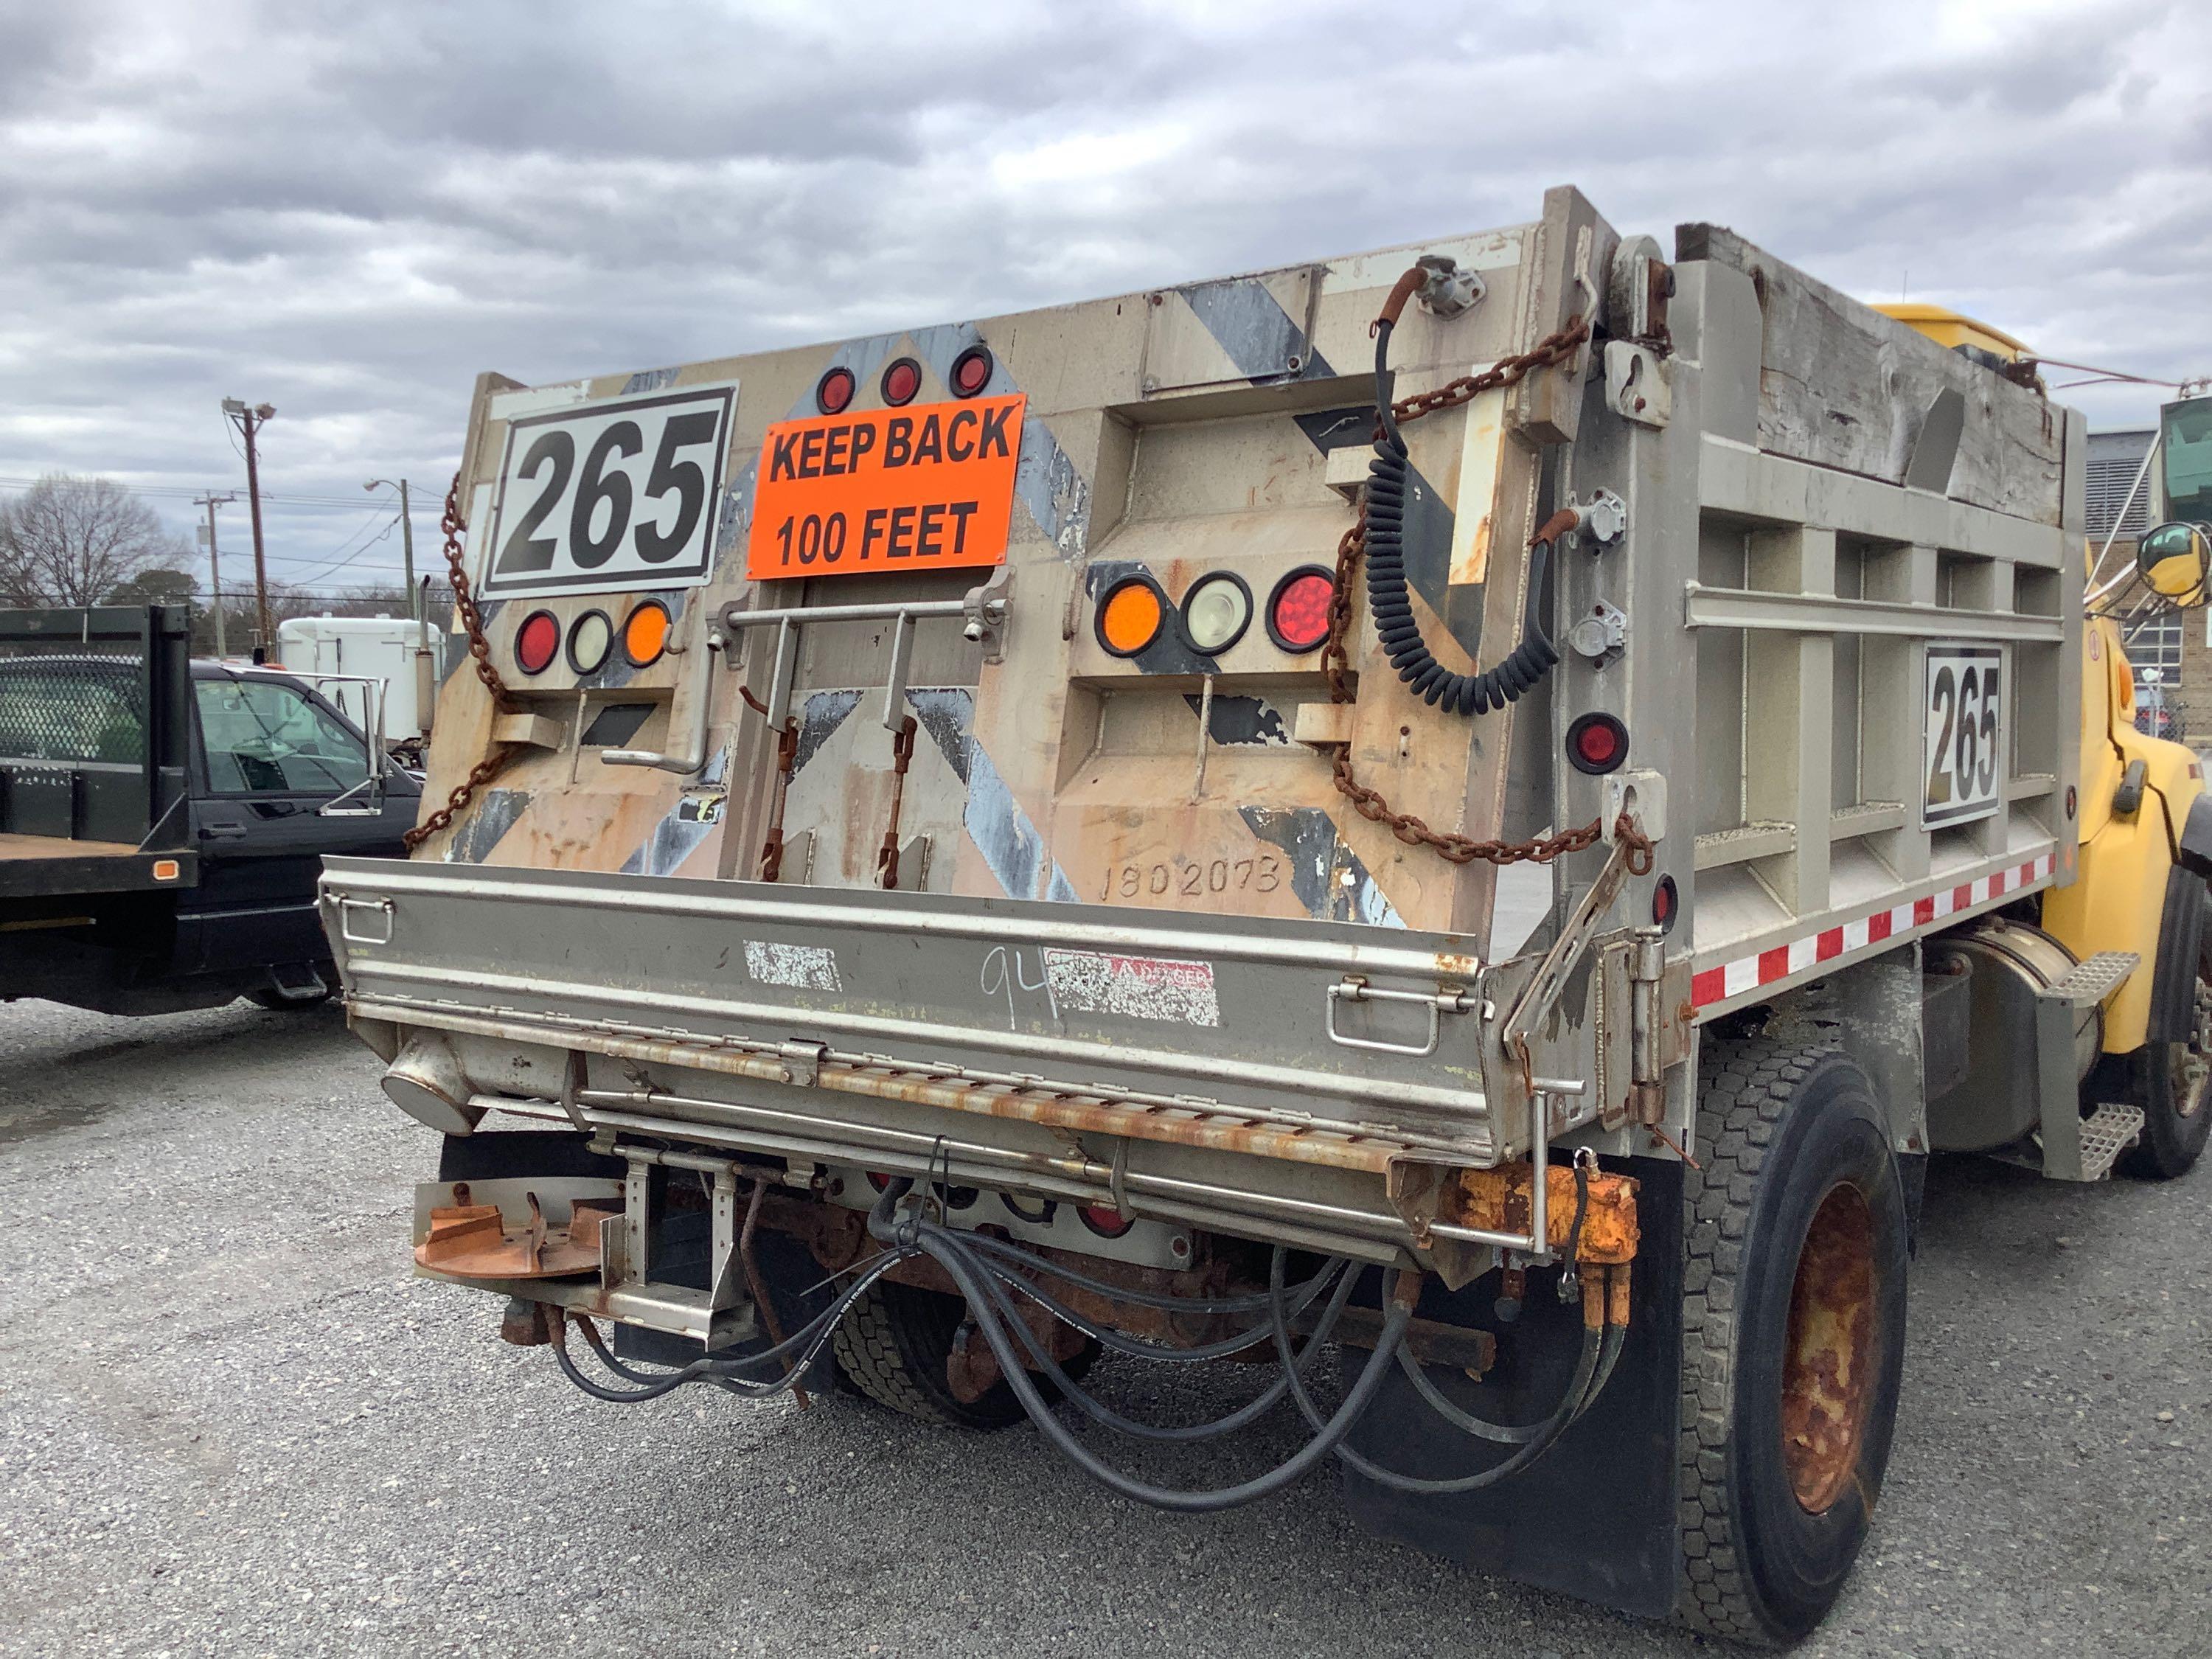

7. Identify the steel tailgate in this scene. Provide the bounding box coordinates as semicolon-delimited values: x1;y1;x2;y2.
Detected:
320;857;1504;1165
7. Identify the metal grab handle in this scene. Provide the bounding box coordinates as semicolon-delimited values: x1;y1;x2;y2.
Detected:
333;894;394;946
1324;976;1471;1057
604;630;726;774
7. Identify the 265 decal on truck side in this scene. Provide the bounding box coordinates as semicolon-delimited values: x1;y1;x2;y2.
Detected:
323;188;2212;1646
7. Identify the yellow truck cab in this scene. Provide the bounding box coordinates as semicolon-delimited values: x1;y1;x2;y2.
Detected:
324;200;2212;1646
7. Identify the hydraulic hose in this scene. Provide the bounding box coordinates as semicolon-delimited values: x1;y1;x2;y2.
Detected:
970;1245;1349;1365
1267;1247;1602;1495
865;1200;1413;1514
959;1229;1340;1316
954;1228;1358;1444
1365;319;1562;715
549;1245;911;1405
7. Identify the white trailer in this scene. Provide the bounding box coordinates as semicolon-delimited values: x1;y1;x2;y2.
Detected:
275;614;444;756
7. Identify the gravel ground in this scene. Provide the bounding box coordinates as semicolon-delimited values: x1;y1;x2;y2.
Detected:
1;996;2209;1658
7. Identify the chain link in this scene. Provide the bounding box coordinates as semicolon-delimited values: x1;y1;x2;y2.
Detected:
1323;311;1604;868
402;474;517;852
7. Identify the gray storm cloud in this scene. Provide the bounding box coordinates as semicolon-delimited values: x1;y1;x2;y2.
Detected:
0;0;2205;586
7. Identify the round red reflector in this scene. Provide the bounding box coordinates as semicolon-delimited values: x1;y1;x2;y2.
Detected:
880;357;922;406
515;610;560;675
950;345;994;397
1565;712;1628;774
866;1172;892;1192
1079;1204;1135;1239
1267;566;1335;654
1652;873;1679;933
815;366;856;415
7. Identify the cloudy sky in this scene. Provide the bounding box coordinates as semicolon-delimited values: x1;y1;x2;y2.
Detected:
0;0;2205;597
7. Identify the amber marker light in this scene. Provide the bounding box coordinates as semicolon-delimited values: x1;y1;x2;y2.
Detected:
622;601;672;667
1096;576;1166;658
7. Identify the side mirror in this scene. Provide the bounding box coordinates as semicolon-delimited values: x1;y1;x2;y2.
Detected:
2136;521;2211;605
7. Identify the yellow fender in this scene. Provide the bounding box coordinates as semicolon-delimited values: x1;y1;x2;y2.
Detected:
2042;611;2205;1053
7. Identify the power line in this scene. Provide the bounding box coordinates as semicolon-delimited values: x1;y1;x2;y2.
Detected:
0;475;448;509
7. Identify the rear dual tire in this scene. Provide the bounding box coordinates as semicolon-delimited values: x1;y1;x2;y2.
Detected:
1679;1039;1910;1645
832;1278;1097;1430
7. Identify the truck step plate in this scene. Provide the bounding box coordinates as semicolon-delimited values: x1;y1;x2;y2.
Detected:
2040;951;2141;1008
2036;1102;2146;1183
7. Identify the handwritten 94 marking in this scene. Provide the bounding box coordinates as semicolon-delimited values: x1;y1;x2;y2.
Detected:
980;944;1059;1031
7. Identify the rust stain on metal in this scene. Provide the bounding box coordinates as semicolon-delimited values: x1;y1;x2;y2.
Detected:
1780;1183;1877;1514
415;1194;616;1279
359;999;1423;1176
1444;1162;1641;1264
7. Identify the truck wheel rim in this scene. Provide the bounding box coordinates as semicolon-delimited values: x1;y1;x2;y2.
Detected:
1780;1181;1879;1514
2176;977;2212;1121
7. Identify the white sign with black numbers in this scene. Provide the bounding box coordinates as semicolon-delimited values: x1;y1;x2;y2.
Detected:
480;382;737;600
1922;642;2006;829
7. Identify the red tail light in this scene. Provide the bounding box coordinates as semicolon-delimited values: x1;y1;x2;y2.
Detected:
880;357;922;406
1565;712;1628;775
1079;1204;1135;1239
1267;566;1335;654
515;610;560;675
950;345;993;397
815;366;856;415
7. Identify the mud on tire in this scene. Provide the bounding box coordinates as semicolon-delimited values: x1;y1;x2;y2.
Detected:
1677;1037;1910;1645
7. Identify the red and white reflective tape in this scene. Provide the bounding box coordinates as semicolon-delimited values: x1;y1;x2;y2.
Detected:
1691;852;2057;1012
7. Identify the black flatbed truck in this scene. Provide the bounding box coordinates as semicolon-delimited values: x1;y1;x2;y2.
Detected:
0;604;420;1015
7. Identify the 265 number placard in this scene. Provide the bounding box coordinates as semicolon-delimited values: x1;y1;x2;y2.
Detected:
482;383;737;599
1923;643;2006;829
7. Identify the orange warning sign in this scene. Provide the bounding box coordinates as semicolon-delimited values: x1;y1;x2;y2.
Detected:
745;394;1026;580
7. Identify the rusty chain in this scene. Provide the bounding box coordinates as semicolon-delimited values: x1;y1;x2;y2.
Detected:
1321;310;1614;869
401;474;518;852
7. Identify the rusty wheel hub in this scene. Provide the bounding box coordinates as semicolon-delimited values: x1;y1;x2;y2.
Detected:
1779;1182;1878;1514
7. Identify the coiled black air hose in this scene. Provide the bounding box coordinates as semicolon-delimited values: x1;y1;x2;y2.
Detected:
1366;319;1563;715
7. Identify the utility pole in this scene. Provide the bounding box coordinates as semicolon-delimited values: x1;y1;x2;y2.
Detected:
365;476;417;627
192;491;238;656
221;398;277;652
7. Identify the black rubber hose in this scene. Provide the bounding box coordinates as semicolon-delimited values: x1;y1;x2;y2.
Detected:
959;1229;1340;1316
868;1204;1413;1513
549;1245;910;1405
1267;1248;1601;1495
948;1227;1359;1443
1365;320;1560;717
972;1248;1350;1365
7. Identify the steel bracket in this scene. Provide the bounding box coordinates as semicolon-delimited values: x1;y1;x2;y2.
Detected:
1604;341;1670;428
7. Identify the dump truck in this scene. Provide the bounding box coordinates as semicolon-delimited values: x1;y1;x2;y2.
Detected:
1;604;421;1014
321;187;2212;1645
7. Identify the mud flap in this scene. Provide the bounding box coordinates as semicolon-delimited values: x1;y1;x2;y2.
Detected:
1340;1155;1685;1620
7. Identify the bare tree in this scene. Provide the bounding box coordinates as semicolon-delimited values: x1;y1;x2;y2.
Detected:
0;474;187;606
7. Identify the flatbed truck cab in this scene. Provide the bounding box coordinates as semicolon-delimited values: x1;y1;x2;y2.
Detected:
1;604;420;1014
324;189;2212;1646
